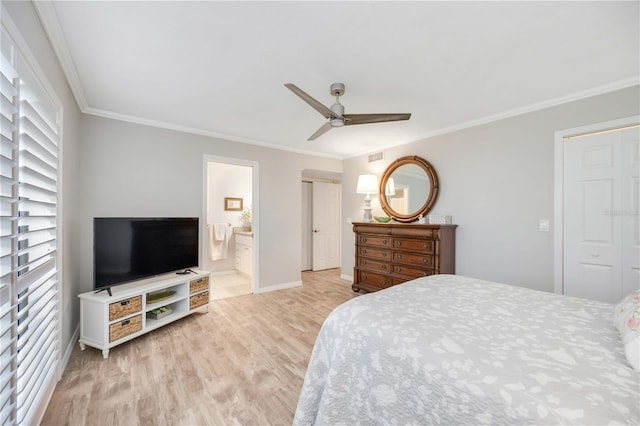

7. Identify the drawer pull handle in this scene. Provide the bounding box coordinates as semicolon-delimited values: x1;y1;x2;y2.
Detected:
362;260;367;265
382;239;388;244
423;244;427;249
423;258;427;263
361;249;367;254
382;280;387;285
122;320;130;326
422;271;427;276
382;265;387;269
120;300;130;306
383;252;387;257
363;274;367;280
362;237;367;243
396;241;402;247
397;254;402;260
396;267;401;272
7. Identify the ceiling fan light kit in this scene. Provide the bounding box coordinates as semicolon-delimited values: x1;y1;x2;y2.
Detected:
285;82;411;140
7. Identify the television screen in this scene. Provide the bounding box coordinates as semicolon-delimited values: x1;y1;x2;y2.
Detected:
94;217;199;290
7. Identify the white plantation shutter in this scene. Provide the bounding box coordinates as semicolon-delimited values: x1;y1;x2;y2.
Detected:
1;21;60;426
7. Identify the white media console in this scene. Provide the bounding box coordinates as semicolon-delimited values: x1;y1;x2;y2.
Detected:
78;269;211;359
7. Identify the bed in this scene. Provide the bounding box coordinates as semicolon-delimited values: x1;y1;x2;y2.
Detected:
293;275;639;425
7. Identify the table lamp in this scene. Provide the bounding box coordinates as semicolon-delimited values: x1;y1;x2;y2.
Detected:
356;174;379;222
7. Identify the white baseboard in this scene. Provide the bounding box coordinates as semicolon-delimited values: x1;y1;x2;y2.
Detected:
340;274;353;282
61;324;80;374
255;280;301;294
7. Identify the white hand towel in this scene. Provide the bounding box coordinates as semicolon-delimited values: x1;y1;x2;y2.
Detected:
209;223;230;261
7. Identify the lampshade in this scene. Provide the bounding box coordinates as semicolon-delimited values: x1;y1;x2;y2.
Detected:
385;177;395;196
356;174;379;194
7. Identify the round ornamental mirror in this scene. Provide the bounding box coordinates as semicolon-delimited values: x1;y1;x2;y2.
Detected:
378;155;439;223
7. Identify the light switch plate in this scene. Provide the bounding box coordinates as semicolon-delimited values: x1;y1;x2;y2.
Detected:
539;219;550;232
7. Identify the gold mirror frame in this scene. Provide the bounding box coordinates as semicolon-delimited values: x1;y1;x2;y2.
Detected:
379;155;439;223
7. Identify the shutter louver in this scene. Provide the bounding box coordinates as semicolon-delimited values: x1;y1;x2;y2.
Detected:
1;23;60;426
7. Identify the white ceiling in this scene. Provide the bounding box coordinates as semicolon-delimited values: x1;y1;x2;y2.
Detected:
38;1;639;159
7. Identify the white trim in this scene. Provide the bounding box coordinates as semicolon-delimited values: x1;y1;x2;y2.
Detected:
202;154;260;294
553;115;640;295
346;78;640;159
340;273;354;283
32;0;89;110
88;107;343;160
254;280;302;294
33;0;640;161
60;324;79;373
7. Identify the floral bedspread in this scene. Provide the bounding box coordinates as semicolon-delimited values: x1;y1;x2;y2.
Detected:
293;275;639;425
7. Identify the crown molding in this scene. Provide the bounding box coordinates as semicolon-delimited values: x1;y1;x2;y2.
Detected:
83;106;343;160
347;77;640;159
33;0;89;111
32;0;639;160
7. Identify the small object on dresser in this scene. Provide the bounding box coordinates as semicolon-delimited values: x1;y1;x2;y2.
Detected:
373;216;391;223
428;214;452;224
147;306;172;320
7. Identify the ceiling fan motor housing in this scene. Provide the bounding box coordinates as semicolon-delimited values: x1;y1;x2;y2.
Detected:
330;82;345;96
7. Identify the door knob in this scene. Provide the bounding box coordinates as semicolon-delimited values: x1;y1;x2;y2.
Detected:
313;229;319;233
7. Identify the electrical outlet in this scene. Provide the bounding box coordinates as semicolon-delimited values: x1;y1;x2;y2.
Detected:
539;219;550;232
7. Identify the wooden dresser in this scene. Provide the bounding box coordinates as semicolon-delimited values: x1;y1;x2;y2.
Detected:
352;222;457;293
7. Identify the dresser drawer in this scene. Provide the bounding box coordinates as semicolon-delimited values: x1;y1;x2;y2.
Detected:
392;276;411;286
358;234;391;248
393;252;434;268
358;257;390;273
392;264;434;279
392;238;434;253
358;246;390;260
358;270;392;290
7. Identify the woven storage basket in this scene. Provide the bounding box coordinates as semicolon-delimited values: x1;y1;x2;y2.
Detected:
108;296;142;321
189;291;209;310
109;314;142;342
189;276;209;294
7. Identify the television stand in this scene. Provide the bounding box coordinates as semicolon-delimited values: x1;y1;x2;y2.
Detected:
78;269;210;358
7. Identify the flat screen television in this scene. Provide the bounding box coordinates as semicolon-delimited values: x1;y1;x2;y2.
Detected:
94;217;199;291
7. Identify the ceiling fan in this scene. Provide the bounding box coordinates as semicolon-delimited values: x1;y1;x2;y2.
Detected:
285;83;411;141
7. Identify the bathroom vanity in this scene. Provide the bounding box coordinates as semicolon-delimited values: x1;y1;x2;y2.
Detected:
235;232;253;275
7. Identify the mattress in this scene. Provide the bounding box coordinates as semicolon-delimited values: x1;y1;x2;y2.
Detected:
293;275;639;425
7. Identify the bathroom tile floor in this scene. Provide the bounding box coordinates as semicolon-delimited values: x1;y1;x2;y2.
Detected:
210;272;252;300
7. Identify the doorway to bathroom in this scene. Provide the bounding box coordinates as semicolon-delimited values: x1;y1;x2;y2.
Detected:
203;155;258;300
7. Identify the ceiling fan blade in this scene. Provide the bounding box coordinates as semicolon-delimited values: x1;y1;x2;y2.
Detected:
285;84;335;119
343;113;411;125
308;122;333;140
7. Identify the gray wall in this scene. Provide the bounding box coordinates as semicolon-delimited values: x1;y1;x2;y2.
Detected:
342;86;640;292
78;115;342;295
4;1;83;358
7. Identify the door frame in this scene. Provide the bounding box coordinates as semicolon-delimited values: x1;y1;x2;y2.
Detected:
553;115;639;295
202;154;259;293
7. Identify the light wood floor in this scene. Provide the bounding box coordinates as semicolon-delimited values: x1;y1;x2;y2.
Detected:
42;269;357;426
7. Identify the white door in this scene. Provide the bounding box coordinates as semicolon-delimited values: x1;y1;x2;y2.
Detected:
564;126;640;302
312;182;341;271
